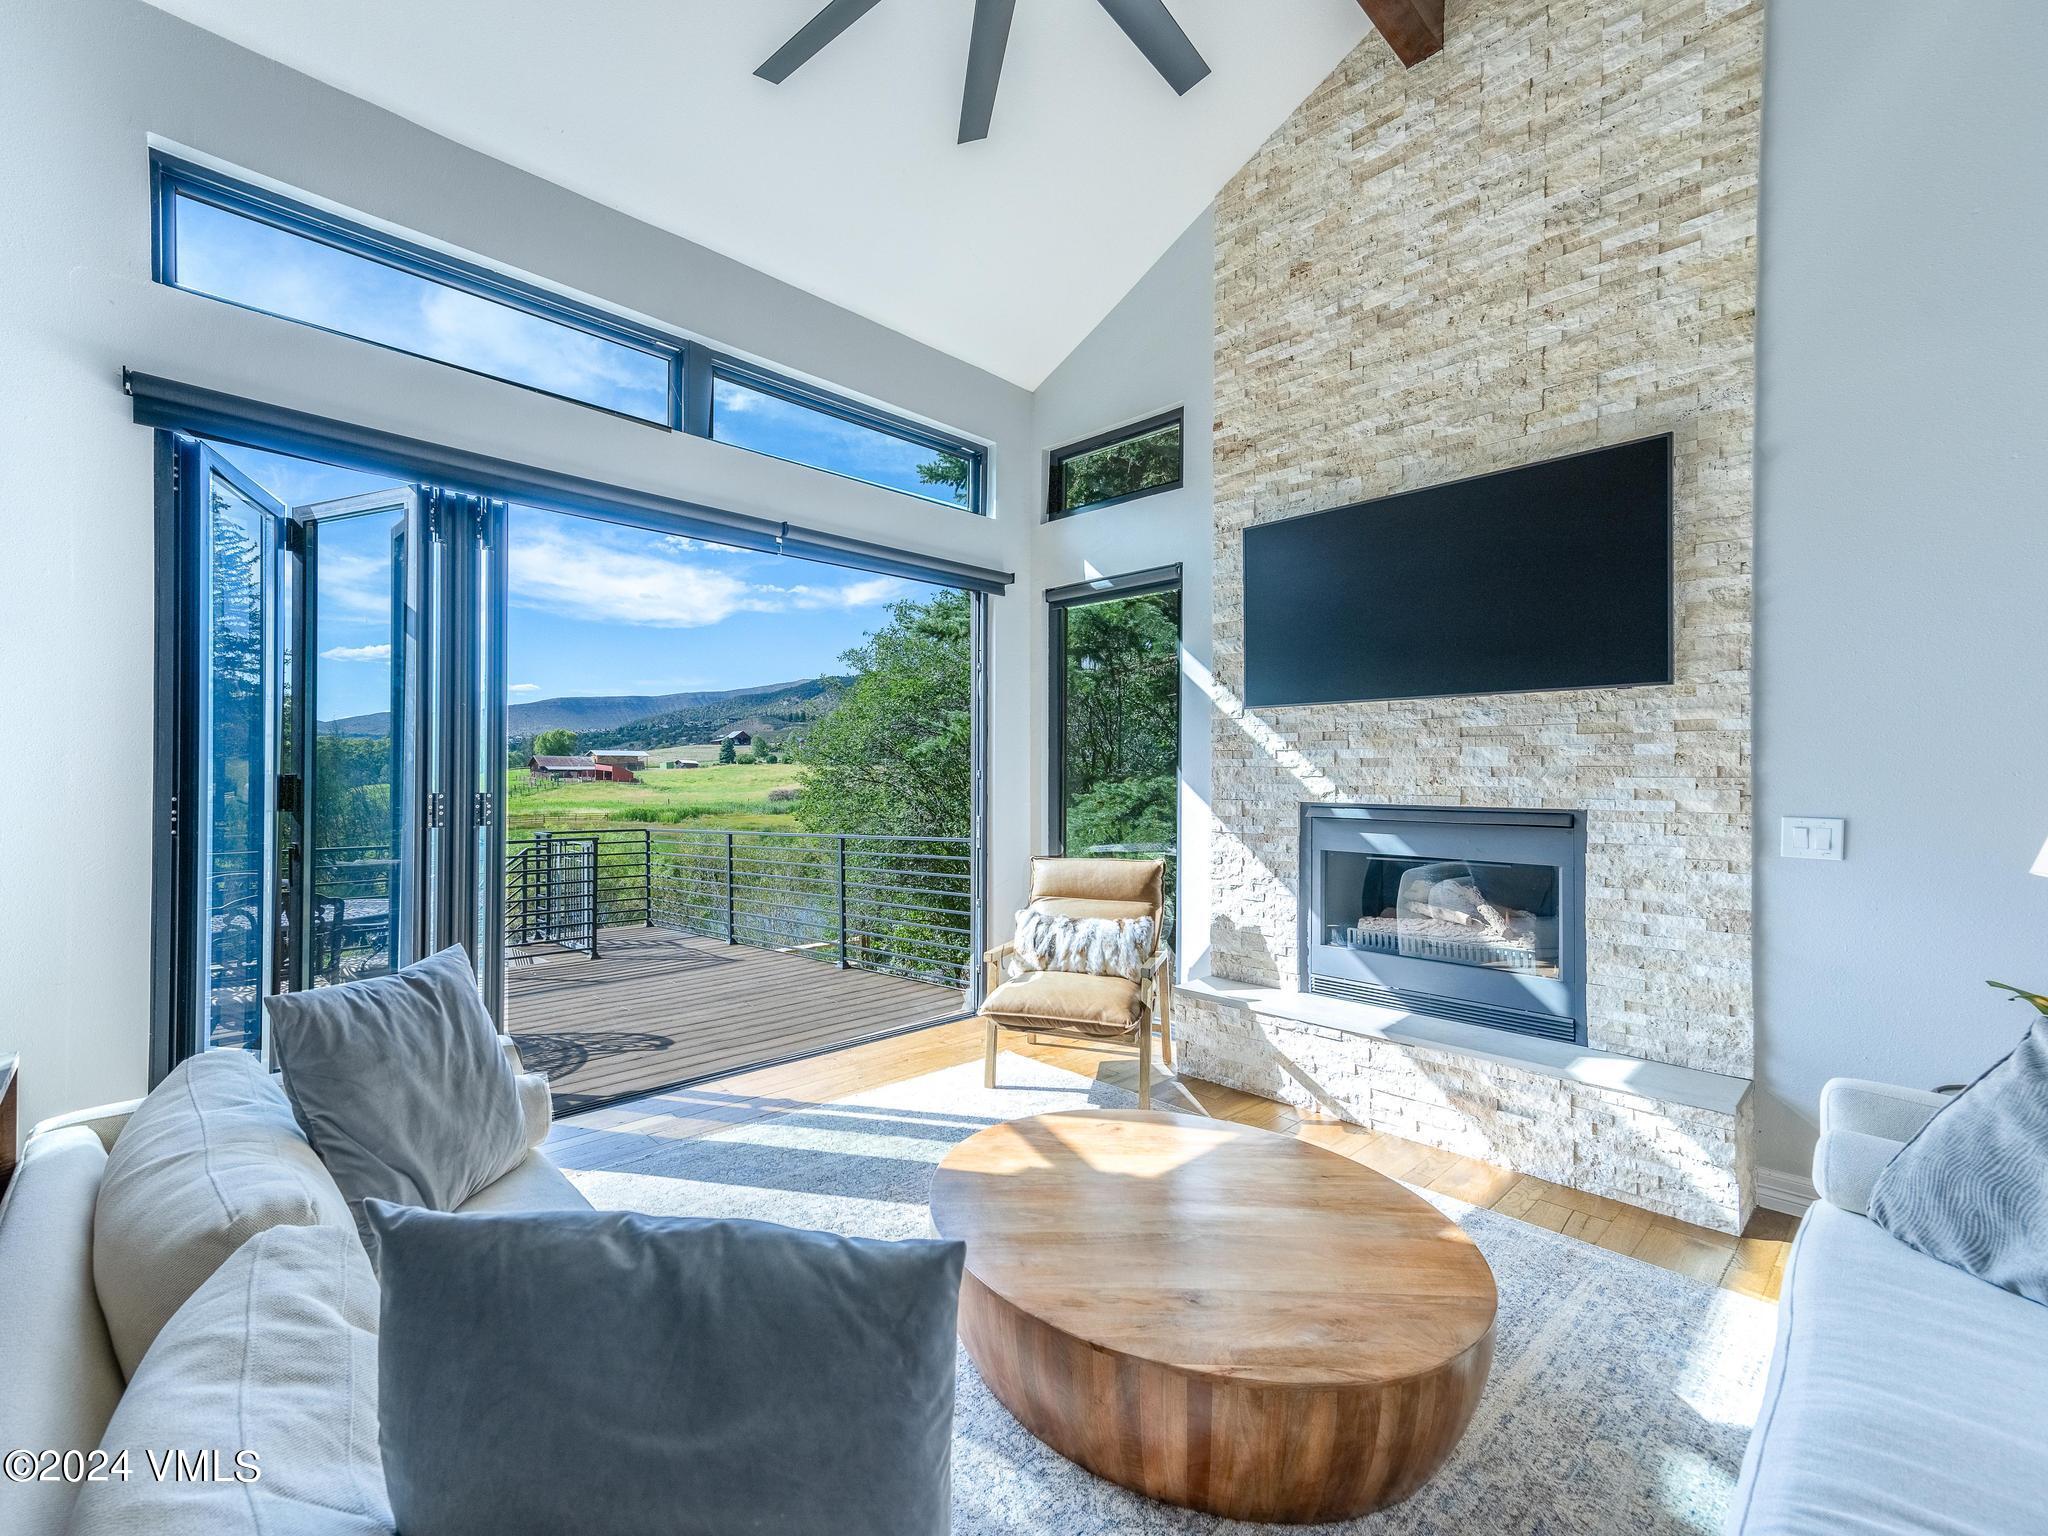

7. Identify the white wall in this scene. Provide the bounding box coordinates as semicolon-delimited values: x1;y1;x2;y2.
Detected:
1751;0;2048;1174
0;0;1036;1129
1028;210;1217;976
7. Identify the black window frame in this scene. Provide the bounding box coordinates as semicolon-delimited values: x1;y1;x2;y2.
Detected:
1045;564;1183;855
709;358;987;515
1045;408;1184;521
150;152;989;514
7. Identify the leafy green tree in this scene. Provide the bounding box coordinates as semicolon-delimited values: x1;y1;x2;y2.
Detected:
206;497;265;854
719;736;738;765
795;591;970;838
1065;774;1176;856
532;727;578;758
915;452;971;506
1055;421;1181;513
1059;589;1179;851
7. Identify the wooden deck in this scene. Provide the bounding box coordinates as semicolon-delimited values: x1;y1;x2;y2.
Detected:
505;926;966;1113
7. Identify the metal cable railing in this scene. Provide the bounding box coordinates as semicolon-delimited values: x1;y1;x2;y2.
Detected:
504;826;974;986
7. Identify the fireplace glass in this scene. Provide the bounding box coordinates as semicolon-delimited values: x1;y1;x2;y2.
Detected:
1321;853;1561;979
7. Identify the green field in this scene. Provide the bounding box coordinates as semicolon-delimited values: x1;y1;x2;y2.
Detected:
504;759;804;832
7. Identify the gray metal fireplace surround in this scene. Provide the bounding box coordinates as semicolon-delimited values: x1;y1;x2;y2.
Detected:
1300;804;1587;1044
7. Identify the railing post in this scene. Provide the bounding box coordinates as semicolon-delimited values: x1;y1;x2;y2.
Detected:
725;831;736;946
837;836;849;969
642;827;653;927
535;830;552;944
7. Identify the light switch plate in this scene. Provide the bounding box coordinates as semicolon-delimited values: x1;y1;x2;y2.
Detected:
1780;816;1845;860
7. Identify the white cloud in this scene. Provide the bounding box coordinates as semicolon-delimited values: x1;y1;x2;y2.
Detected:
773;575;910;611
307;547;396;623
320;643;392;662
508;520;908;628
508;682;540;694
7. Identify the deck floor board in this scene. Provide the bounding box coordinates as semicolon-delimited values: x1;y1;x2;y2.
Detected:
505;926;964;1113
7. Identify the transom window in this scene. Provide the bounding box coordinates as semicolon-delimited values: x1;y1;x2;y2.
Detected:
155;158;680;423
151;153;987;512
711;365;980;510
1047;409;1184;519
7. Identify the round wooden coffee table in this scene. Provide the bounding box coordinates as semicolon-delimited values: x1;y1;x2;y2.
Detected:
930;1109;1496;1523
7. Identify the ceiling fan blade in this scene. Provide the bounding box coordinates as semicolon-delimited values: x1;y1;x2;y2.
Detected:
755;0;884;84
958;0;1018;144
1093;0;1210;95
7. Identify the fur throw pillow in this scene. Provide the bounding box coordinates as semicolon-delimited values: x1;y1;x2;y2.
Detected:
1011;910;1156;982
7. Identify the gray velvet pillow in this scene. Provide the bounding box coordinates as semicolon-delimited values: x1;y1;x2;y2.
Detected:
264;946;530;1249
364;1201;964;1536
1868;1009;2048;1304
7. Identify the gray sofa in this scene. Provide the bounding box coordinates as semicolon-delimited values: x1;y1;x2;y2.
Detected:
1727;1077;2048;1535
0;1041;585;1536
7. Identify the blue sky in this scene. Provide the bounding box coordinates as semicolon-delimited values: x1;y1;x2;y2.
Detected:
215;443;931;722
184;192;966;722
177;192;971;504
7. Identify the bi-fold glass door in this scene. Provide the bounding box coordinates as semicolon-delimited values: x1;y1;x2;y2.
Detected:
161;423;989;1096
168;438;500;1061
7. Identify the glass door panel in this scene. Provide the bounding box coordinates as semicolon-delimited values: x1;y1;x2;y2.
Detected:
189;445;292;1050
299;490;421;988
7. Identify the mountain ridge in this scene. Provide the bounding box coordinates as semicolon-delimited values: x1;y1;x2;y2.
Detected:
322;676;849;742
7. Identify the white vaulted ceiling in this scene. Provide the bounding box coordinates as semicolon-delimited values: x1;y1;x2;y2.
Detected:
139;0;1372;387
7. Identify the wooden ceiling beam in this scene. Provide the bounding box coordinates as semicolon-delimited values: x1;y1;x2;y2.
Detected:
1357;0;1445;68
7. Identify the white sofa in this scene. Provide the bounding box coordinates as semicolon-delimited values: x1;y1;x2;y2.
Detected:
1727;1077;2048;1535
0;1043;585;1536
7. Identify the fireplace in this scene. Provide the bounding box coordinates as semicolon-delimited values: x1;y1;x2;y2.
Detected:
1299;804;1586;1044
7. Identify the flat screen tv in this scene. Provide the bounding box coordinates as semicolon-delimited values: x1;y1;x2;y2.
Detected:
1243;435;1673;707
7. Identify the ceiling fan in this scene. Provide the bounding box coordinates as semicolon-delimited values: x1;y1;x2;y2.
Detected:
755;0;1213;145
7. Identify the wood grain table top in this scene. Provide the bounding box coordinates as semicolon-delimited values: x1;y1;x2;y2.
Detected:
930;1108;1496;1390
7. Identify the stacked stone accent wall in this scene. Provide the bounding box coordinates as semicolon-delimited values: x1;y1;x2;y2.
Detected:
1191;0;1763;1228
1210;0;1761;1075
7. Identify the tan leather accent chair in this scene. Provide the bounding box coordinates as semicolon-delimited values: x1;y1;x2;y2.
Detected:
981;857;1173;1108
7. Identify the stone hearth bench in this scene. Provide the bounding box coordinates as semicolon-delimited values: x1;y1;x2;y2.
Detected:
1173;976;1752;1234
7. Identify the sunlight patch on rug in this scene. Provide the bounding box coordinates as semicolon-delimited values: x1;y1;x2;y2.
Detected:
551;1055;1774;1535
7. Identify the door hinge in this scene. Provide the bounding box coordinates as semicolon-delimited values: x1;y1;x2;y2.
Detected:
168;793;179;839
283;518;307;557
277;774;302;816
426;790;447;829
473;790;494;824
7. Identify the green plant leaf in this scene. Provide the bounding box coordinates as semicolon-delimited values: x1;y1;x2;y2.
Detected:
1986;980;2048;1016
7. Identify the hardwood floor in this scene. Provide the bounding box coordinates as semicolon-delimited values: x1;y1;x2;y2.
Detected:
551;1015;1801;1301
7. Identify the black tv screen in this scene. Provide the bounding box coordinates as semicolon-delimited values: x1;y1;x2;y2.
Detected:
1243;436;1673;707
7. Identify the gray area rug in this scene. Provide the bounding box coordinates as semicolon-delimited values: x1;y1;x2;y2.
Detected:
550;1055;1773;1535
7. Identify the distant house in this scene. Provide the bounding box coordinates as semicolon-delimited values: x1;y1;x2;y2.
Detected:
720;730;753;746
527;754;635;784
588;750;648;771
664;759;701;770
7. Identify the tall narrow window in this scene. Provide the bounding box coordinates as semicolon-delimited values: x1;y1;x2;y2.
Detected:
1048;410;1183;518
1050;573;1182;934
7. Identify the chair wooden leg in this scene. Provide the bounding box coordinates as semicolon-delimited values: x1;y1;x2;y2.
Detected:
1136;1025;1152;1110
984;1016;999;1089
1158;974;1175;1070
